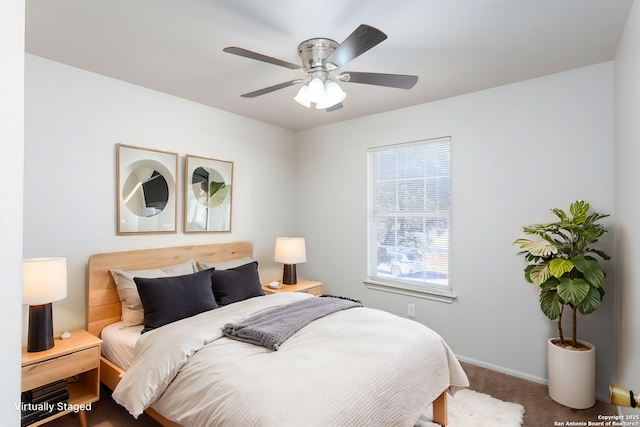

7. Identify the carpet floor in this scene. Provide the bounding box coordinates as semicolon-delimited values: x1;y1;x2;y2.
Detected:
43;361;617;427
461;361;617;427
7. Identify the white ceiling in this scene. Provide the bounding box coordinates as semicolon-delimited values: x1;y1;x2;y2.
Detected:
25;0;633;131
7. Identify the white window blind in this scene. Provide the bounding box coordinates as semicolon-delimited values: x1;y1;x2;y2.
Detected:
366;137;452;297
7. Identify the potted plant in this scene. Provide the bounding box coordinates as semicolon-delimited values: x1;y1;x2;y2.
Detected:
514;200;610;409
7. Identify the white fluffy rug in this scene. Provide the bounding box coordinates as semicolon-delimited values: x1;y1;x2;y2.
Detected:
415;389;525;427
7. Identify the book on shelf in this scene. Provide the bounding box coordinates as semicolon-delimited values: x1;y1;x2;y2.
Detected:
29;387;69;404
24;379;67;401
21;379;70;427
20;388;69;427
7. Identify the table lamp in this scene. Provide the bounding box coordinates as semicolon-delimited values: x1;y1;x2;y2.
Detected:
274;237;306;285
23;257;67;352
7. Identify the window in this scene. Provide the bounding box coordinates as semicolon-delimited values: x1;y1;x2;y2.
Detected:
366;137;453;301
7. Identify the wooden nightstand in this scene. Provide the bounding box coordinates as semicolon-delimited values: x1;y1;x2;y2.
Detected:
262;279;323;296
21;329;101;427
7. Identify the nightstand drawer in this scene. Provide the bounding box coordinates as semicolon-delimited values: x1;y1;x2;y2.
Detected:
299;285;322;296
22;346;100;392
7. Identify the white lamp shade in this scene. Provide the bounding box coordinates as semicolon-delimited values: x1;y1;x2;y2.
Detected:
23;257;67;305
274;238;307;264
307;77;325;103
294;85;312;107
316;82;347;108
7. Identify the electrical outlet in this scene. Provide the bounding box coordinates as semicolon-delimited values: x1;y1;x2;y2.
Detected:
407;303;416;318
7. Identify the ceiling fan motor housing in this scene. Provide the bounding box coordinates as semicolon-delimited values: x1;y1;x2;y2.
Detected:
297;38;339;74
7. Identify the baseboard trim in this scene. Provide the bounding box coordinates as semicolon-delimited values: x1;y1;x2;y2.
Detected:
456;354;611;402
456;354;548;385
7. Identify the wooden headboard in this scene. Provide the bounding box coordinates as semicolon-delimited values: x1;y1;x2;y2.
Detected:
87;242;253;337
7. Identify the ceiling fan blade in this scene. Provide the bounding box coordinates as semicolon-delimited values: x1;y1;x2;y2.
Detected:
327;24;387;68
325;103;343;112
223;46;301;70
240;80;302;98
340;71;418;89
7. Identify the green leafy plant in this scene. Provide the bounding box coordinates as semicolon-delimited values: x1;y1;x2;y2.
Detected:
514;200;610;348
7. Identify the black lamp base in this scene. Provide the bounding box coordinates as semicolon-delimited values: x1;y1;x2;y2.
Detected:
27;303;54;352
282;264;297;285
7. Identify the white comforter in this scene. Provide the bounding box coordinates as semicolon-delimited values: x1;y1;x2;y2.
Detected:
113;292;469;427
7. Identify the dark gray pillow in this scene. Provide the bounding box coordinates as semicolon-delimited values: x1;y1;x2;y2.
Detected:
210;261;264;306
134;269;217;333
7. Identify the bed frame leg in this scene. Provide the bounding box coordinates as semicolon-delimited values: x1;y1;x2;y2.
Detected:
432;391;448;426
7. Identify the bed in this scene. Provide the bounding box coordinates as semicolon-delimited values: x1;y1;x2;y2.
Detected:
87;242;468;427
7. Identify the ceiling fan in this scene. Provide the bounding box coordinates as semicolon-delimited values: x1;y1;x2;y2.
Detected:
223;24;418;111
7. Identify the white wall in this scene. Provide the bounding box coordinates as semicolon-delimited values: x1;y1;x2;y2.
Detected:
0;0;24;424
614;0;640;416
296;63;616;400
23;55;298;337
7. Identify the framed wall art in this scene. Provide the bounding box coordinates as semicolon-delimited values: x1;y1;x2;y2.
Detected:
184;154;233;233
116;144;178;235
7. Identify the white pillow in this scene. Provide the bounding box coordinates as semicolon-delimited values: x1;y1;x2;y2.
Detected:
197;257;253;271
110;259;198;327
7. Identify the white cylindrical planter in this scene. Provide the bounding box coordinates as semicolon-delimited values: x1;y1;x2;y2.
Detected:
547;338;596;409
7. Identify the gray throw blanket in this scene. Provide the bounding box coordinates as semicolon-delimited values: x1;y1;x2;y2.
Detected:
222;296;362;350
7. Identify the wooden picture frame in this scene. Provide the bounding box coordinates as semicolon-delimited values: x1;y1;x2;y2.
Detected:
116;144;178;235
184;154;233;233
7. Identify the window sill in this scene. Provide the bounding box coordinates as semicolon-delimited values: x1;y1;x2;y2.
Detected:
363;279;457;304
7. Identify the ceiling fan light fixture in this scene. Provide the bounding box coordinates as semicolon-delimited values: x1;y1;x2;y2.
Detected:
294;85;312;108
295;78;346;110
307;77;325;103
324;81;346;104
313;80;345;110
